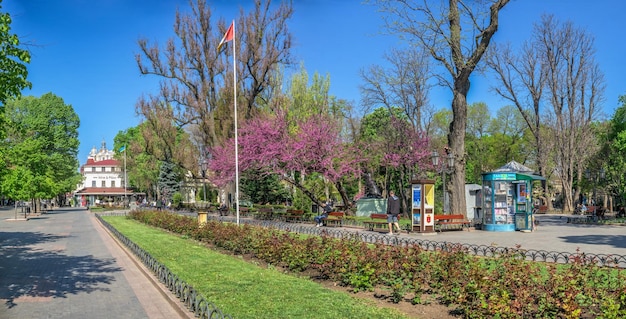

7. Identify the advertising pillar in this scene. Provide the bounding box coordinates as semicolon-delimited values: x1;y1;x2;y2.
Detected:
411;179;435;233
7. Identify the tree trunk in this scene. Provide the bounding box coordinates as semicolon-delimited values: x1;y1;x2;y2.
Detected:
449;85;469;218
334;181;352;212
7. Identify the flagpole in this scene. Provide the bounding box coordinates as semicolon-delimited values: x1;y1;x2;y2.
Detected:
124;146;127;206
232;20;240;225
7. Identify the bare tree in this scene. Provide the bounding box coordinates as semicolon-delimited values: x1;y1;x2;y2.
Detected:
486;40;554;206
360;48;432;132
371;0;510;218
536;15;604;212
135;0;294;165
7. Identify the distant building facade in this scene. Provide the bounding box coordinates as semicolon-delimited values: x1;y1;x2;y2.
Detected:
74;140;134;207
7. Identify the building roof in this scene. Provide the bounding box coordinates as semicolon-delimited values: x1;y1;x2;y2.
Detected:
84;159;120;166
75;187;134;196
493;160;534;173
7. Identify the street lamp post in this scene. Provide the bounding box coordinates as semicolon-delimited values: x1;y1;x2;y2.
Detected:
200;159;208;203
431;151;455;214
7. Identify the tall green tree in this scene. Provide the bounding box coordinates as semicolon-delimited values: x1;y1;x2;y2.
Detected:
604;95;626;207
114;125;160;199
0;0;30;105
2;93;80;209
0;1;32;190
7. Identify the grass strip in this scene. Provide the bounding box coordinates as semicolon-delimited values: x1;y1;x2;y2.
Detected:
103;216;409;319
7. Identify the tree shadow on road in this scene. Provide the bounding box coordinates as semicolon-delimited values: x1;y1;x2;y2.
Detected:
558;234;626;249
0;231;122;308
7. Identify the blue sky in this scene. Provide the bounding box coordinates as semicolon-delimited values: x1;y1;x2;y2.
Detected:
5;0;625;164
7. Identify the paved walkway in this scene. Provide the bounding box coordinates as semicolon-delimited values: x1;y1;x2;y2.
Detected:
400;214;626;257
0;206;193;319
3;206;625;318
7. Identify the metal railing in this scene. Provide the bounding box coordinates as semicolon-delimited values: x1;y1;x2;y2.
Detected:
211;214;626;268
96;213;232;319
105;209;626;270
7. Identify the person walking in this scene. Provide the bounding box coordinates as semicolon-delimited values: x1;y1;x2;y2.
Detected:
387;190;401;235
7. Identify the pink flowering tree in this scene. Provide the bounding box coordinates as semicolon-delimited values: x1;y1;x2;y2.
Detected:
209;111;363;207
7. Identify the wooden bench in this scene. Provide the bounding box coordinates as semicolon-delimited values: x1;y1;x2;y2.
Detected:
323;211;345;227
238;207;250;217
434;214;470;232
588;206;606;218
363;213;395;232
284;209;304;222
254;207;274;220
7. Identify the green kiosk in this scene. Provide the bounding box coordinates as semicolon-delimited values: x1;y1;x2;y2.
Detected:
481;161;545;232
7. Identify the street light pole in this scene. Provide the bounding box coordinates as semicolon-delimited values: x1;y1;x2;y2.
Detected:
431;151;455;214
200;159;207;203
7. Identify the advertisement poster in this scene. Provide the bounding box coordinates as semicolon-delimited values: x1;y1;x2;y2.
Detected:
517;183;527;203
413;213;421;224
412;184;422;209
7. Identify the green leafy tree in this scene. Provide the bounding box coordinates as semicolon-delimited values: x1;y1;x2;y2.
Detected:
2;93;80;210
0;1;31;191
358;107;432;214
0;1;31;105
605;96;626;206
114;125;159;199
240;169;291;205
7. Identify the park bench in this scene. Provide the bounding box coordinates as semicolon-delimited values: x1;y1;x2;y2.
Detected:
322;211;345;227
434;214;471;232
363;213;395;232
284;209;304;222
235;207;249;217
254;207;274;220
588;206;606;218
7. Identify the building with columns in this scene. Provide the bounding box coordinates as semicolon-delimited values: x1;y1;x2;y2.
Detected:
74;140;134;207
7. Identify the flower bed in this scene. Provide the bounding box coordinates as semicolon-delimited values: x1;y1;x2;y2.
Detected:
129;209;626;318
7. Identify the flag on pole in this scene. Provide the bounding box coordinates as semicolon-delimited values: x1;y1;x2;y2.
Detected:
217;21;234;51
217;19;241;225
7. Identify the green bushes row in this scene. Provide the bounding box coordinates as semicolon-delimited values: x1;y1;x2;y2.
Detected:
128;210;626;318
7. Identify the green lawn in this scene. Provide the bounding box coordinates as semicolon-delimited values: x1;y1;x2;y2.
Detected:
103;216;409;319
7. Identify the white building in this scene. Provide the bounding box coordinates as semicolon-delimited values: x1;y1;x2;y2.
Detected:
74;140;134;207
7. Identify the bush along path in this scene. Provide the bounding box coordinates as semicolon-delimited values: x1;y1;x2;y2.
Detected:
127;210;626;318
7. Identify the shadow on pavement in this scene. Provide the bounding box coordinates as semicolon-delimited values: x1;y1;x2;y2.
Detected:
0;231;122;309
558;234;626;249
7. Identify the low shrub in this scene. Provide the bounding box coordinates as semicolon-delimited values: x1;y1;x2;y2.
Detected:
128;209;626;318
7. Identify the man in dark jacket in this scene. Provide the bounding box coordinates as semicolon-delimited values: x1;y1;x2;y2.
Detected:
314;202;333;227
386;190;401;235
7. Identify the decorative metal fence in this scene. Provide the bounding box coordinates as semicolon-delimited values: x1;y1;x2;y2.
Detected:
96;213;233;319
102;209;626;275
210;214;626;268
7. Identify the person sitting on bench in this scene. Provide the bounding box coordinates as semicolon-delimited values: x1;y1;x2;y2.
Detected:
314;202;332;227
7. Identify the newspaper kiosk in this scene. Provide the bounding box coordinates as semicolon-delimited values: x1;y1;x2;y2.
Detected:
481;161;545;232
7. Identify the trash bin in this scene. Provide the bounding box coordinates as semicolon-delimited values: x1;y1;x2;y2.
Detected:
312;204;319;214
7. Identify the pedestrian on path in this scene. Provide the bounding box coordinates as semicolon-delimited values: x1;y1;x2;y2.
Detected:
387;190;401;235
